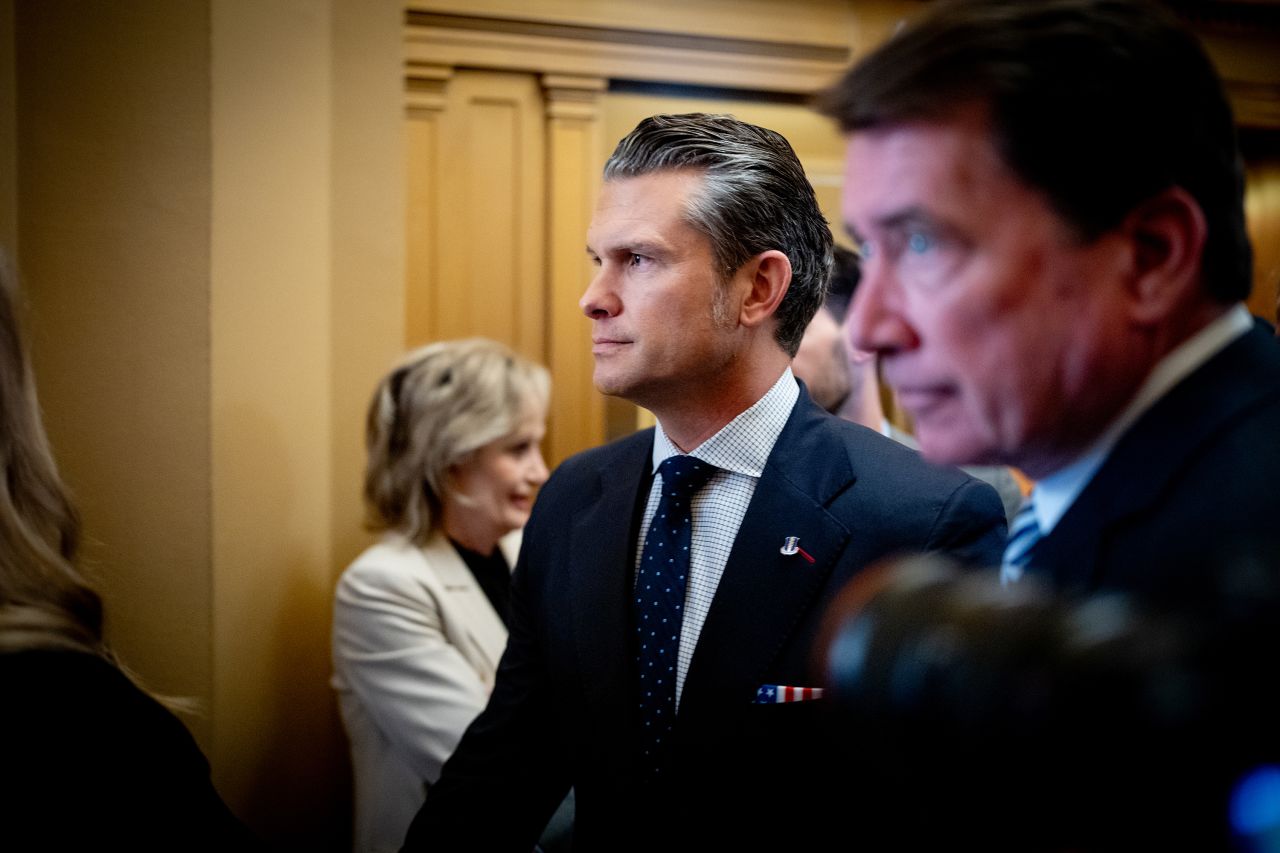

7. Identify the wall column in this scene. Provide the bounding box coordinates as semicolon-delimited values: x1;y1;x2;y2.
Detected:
404;63;453;348
543;73;607;464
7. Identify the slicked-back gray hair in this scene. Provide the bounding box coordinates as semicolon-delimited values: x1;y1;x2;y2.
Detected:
363;338;550;546
604;113;834;357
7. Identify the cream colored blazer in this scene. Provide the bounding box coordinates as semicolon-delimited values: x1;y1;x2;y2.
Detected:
331;529;519;853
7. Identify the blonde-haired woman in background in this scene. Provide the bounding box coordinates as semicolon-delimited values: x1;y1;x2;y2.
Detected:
0;252;256;850
332;338;567;853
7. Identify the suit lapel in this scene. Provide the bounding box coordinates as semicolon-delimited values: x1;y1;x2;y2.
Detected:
1039;323;1280;591
420;533;508;675
569;431;655;736
678;396;854;723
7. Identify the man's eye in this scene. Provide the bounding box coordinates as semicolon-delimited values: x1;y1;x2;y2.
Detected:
906;232;934;254
856;239;875;261
628;253;647;267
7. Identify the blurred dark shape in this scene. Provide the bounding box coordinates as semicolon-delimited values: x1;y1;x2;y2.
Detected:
824;244;860;324
817;555;1280;852
1231;765;1280;848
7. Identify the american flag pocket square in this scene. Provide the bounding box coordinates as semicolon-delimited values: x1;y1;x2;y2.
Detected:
754;684;825;704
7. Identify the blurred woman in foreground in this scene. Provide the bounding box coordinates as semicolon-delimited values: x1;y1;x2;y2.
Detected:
0;253;255;850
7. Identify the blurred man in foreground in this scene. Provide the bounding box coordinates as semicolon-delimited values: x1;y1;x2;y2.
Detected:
821;0;1280;602
792;246;1026;523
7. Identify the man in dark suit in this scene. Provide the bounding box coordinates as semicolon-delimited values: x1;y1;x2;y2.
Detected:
821;0;1280;605
401;113;1005;851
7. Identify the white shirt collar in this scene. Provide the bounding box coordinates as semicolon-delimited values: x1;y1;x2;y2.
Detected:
651;368;799;477
1033;304;1253;534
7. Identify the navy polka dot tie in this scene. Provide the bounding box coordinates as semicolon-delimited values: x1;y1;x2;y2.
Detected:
635;454;717;777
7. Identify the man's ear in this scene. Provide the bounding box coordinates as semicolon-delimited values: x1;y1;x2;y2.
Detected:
739;250;792;328
1121;186;1208;326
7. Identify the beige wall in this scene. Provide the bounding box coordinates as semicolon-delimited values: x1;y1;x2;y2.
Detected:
16;0;216;720
210;1;335;840
9;1;403;848
210;0;406;841
330;0;410;596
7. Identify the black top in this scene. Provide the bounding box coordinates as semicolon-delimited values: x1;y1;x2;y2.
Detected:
1;648;261;851
450;539;512;628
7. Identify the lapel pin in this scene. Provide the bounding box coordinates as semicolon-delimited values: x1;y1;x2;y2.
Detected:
780;536;815;563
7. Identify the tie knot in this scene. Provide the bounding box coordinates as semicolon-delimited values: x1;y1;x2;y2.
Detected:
657;455;717;500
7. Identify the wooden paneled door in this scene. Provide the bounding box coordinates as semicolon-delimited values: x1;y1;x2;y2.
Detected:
406;66;606;466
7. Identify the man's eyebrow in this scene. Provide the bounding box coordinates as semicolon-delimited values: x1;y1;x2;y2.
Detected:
586;239;668;258
845;206;938;243
626;240;667;256
873;206;938;232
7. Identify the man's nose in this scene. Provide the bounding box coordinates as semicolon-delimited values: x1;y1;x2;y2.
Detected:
580;267;620;319
845;263;917;355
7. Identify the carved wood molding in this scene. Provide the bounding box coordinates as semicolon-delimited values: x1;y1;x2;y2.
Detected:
541;74;607;121
405;62;454;115
1229;80;1280;130
405;11;851;96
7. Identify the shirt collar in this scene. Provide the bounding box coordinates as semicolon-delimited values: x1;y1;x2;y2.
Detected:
651;368;799;477
1033;303;1253;534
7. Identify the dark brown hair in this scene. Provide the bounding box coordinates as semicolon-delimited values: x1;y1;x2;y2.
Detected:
818;0;1252;304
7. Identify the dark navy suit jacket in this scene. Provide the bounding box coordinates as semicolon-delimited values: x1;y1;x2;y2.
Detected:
1030;321;1280;606
403;389;1005;851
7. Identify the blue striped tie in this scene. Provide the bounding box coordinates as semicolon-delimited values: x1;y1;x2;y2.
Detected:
1001;495;1042;585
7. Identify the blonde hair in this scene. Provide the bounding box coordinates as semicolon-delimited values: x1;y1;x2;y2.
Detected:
0;252;107;656
363;338;550;546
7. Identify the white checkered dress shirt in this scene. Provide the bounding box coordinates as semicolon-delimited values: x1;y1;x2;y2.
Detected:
637;368;799;707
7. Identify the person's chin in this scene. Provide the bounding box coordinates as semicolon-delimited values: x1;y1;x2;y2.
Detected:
504;505;533;530
912;407;985;466
916;426;990;468
592;367;635;399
